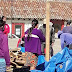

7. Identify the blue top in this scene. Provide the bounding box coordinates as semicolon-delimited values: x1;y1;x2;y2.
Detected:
60;33;72;49
0;58;5;62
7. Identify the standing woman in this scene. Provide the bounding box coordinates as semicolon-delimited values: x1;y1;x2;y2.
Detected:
24;19;45;70
0;19;10;72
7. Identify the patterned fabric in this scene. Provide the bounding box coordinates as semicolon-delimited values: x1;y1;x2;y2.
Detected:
0;59;6;72
24;52;38;67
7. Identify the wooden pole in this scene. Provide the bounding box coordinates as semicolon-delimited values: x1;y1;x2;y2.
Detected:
11;0;13;38
46;2;50;61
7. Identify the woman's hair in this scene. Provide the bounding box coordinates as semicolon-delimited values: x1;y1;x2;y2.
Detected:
2;16;5;20
0;18;5;28
22;36;25;41
58;34;62;38
27;19;38;41
66;21;71;26
57;31;63;38
0;16;6;31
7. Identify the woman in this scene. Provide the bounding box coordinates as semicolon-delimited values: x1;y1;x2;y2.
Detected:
24;19;45;70
0;19;10;72
2;16;10;36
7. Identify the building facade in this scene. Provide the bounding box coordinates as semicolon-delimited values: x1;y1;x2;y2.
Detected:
0;0;72;37
6;19;43;37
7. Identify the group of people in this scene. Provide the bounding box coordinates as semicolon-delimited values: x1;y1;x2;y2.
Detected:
15;20;72;71
24;19;55;70
0;17;55;72
58;21;72;50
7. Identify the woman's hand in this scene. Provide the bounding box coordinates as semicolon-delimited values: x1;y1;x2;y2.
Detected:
52;43;54;47
6;66;10;71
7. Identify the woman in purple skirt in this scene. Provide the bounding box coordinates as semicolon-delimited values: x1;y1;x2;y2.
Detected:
24;19;45;70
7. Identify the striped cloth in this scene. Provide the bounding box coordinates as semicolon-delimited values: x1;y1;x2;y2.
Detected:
0;58;6;72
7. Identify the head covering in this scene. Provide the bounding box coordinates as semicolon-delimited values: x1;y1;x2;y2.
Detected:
32;19;38;27
57;30;63;38
67;21;71;25
49;22;53;26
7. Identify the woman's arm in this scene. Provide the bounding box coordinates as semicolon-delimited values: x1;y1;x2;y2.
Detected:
37;30;45;42
2;35;10;66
